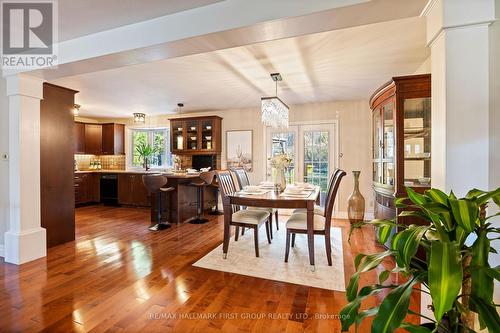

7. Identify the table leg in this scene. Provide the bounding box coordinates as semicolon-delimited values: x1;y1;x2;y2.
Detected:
306;201;315;271
222;203;231;259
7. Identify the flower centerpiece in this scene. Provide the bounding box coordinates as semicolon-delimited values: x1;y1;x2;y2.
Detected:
269;154;292;191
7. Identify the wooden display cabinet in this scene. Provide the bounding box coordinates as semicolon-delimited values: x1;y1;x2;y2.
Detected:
169;116;222;155
370;74;431;245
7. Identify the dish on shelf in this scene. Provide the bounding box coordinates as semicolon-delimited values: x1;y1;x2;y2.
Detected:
205;136;212;140
418;177;431;185
190;136;197;140
190;127;196;131
206;126;212;130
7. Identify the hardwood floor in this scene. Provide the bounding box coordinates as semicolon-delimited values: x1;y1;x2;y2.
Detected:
0;205;419;332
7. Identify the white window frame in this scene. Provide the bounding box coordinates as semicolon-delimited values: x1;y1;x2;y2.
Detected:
128;127;171;170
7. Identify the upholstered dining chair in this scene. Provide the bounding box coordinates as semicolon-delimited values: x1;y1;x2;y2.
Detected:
230;167;279;238
216;170;272;258
292;168;342;216
284;169;346;266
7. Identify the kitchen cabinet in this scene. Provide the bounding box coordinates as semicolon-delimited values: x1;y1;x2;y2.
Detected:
118;174;150;206
84;124;103;155
102;123;125;155
74;173;100;205
74;122;86;154
75;122;125;155
170;116;222;155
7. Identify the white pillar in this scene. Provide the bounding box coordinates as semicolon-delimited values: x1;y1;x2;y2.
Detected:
4;74;46;264
422;0;496;322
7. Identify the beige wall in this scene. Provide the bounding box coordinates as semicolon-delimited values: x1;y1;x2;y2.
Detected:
490;0;500;302
95;99;374;217
0;76;8;250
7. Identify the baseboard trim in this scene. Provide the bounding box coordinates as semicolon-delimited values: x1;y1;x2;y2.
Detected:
0;244;4;258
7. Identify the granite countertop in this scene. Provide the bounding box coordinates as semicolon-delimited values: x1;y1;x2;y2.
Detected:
74;170;201;178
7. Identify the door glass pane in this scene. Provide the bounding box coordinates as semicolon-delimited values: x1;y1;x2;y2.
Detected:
186;120;198;150
403;97;431;187
303;130;329;201
383;162;395;186
383;103;394;160
373;111;381;159
201;119;213;150
270;132;295;183
373;162;380;183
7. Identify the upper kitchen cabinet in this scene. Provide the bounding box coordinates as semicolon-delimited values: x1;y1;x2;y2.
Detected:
74;122;86;154
102;123;125;155
75;122;125;155
170;116;222;155
84;123;103;154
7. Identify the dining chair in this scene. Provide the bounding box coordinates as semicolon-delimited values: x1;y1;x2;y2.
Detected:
292;168;342;216
230;167;279;237
216;170;272;258
284;169;346;266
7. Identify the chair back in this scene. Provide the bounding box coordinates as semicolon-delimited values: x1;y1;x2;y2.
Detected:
142;174;168;194
216;170;240;213
323;169;346;228
230;167;250;190
199;170;216;185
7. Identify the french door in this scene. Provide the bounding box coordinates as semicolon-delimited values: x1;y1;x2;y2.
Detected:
266;122;337;202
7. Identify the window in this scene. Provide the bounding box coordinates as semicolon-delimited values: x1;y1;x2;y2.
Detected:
131;128;171;168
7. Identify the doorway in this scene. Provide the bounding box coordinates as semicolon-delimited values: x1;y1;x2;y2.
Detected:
266;121;338;203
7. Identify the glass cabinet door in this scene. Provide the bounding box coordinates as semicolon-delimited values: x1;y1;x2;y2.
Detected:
186;120;199;150
403;97;431;187
201;119;214;150
382;102;395;186
372;110;382;183
172;121;185;150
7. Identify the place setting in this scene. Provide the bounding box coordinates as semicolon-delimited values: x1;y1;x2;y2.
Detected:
279;182;316;198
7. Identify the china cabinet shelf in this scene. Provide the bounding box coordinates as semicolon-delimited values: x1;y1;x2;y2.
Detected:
169;116;222;155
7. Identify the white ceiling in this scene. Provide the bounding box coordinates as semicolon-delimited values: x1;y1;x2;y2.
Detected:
58;0;223;41
51;16;429;118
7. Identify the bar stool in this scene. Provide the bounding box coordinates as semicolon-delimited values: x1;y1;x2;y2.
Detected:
201;171;223;215
142;174;175;231
188;171;212;224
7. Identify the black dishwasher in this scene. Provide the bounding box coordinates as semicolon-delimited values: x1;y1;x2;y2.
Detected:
100;174;118;205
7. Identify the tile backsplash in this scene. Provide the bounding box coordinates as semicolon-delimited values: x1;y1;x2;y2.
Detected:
75;154;125;170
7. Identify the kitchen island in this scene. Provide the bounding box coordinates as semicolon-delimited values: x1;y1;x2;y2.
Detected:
74;170;216;224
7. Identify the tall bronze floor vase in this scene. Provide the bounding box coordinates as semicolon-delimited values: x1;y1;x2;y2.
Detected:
347;170;365;223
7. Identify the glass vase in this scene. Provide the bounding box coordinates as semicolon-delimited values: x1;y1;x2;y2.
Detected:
273;167;287;192
348;170;365;223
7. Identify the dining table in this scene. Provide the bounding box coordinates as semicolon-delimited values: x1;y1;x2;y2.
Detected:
222;185;321;270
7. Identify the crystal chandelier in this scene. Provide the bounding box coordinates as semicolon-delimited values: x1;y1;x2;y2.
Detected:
261;73;289;128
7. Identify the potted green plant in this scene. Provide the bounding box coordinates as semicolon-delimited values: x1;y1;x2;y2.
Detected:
135;142;159;171
341;187;500;333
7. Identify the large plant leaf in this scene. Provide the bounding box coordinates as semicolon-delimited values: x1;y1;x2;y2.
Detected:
400;322;432;333
357;251;394;273
371;278;417;333
448;198;479;233
406;187;428;205
378;225;394;244
425;188;449;206
470;231;493;303
355;307;378;333
393;226;428;267
421;203;453;231
428;241;463;321
470;296;500;332
340;299;361;331
346;273;360;302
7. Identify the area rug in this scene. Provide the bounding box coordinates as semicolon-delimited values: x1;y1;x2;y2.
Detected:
193;225;345;291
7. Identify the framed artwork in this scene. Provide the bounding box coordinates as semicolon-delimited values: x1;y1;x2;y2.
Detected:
226;130;253;172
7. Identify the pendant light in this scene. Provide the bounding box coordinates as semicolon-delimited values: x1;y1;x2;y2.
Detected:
261;73;289;128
